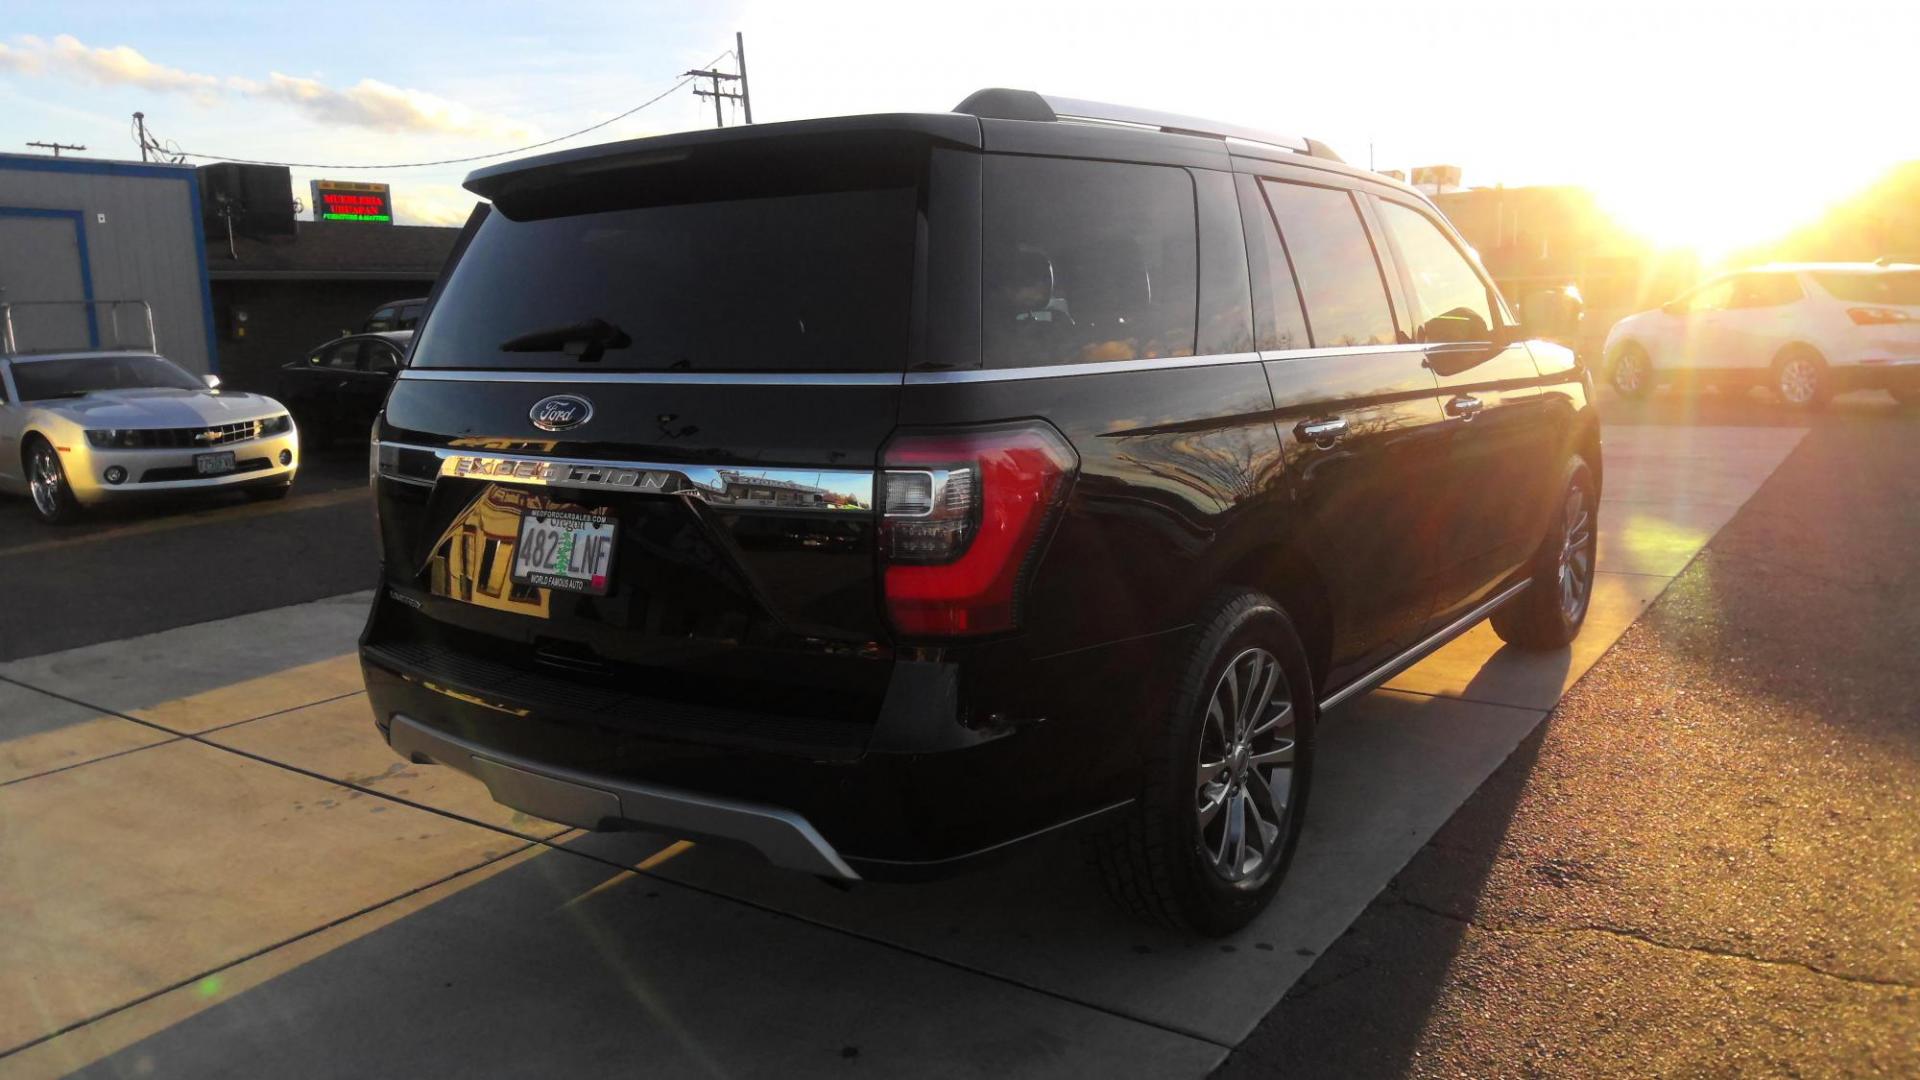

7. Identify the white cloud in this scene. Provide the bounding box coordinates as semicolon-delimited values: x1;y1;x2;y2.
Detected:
0;33;532;139
252;73;533;139
388;184;483;227
0;34;222;102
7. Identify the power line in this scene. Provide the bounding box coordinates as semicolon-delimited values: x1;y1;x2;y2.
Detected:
158;72;701;171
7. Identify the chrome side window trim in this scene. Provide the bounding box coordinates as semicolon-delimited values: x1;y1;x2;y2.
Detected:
376;441;874;512
904;345;1431;385
393;345;1437;390
396;369;904;387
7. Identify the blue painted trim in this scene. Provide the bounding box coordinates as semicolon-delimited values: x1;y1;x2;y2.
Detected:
1;154;217;371
0;154;195;183
0;206;98;347
184;176;219;374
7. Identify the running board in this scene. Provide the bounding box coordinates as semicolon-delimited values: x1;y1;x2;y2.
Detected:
1318;580;1531;713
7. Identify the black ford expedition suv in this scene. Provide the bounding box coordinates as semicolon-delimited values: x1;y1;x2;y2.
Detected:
363;89;1600;935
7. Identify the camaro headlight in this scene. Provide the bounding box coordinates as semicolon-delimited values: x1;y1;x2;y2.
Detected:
85;429;143;449
259;414;294;437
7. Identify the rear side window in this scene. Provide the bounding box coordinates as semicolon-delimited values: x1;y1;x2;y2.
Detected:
982;156;1197;368
412;188;917;372
1260;181;1399;348
1812;270;1920;305
1376;200;1495;344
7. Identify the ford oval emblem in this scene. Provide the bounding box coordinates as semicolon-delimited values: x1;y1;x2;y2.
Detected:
530;395;593;432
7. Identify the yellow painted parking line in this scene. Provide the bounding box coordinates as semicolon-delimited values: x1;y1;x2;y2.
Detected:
0;487;367;559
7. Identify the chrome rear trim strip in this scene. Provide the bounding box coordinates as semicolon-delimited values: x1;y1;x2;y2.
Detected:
1318;579;1531;713
376;441;874;511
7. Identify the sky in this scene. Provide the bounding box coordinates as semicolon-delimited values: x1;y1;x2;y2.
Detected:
1;0;1915;260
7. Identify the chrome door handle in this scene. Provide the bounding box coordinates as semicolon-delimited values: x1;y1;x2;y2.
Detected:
1295;417;1349;448
1445;394;1485;421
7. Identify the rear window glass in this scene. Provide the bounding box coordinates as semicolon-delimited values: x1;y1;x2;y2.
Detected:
1260;181;1400;348
411;188;917;372
1812;270;1920;306
982;156;1197;368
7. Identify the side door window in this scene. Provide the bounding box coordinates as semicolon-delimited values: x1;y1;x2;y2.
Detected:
1257;180;1401;348
398;304;425;330
1680;279;1735;316
1730;274;1803;309
322;340;367;370
982;155;1198;367
366;307;396;332
1373;200;1495;345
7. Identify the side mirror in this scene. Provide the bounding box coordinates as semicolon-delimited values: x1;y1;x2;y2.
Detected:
203;373;223;390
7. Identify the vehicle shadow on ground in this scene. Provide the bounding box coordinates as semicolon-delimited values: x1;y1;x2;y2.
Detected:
51;836;1213;1079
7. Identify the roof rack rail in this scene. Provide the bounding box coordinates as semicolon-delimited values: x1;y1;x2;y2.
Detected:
953;88;1342;162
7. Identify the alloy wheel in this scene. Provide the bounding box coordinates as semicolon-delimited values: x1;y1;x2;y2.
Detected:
1612;351;1647;395
29;445;63;519
1778;357;1819;405
1557;477;1595;623
1194;647;1297;886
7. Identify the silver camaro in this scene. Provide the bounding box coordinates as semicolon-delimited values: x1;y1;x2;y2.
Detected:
0;350;299;524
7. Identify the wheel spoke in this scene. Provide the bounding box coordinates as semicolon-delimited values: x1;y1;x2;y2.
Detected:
1249;699;1291;739
1246;772;1285;849
1217;792;1247;878
1197;755;1229;788
1248;737;1295;767
1197;783;1228;828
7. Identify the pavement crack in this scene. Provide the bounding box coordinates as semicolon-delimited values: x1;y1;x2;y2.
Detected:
1383;893;1916;993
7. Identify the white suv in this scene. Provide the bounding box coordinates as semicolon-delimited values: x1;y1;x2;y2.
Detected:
1603;261;1920;409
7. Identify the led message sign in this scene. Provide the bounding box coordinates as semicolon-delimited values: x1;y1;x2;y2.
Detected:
311;179;394;224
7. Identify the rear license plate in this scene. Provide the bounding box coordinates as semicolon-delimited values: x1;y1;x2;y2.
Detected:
511;509;617;595
194;451;236;476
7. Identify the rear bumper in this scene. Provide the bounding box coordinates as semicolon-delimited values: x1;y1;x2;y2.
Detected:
359;615;1169;880
387;712;860;879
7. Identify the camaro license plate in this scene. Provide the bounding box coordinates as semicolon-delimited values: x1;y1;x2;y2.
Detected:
195;451;236;476
511;508;617;595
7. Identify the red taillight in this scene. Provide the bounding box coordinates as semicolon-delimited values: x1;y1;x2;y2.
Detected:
879;422;1078;637
1848;306;1914;326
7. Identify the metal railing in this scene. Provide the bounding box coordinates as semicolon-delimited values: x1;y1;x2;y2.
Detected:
0;298;158;356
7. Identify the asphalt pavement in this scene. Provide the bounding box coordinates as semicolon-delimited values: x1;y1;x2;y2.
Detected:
1222;389;1920;1077
0;443;375;661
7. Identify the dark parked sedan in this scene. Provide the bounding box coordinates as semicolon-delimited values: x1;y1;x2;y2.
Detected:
278;330;409;444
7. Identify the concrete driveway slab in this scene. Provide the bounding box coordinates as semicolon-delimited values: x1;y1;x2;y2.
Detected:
0;593;371;731
9;846;1225;1080
206;694;567;840
560;689;1548;1047
0;738;523;1055
0;681;169;786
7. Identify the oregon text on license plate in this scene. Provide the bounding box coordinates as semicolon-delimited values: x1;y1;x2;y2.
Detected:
511;509;617;595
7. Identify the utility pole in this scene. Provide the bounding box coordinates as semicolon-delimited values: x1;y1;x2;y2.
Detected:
735;31;752;124
134;112;150;162
26;141;86;158
687;35;752;128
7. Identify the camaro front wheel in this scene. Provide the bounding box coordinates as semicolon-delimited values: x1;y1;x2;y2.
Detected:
25;438;82;526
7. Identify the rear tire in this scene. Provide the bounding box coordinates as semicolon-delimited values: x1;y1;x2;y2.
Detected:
24;437;82;526
1491;455;1597;651
1610;344;1653;399
1772;346;1831;410
1087;591;1315;936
